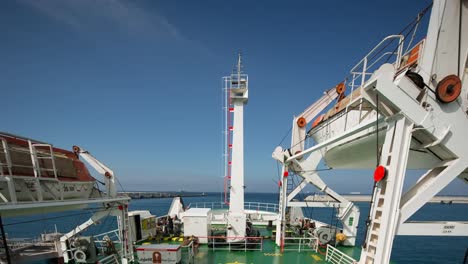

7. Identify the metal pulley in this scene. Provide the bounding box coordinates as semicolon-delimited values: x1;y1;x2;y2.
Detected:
297;117;307;128
435;74;462;103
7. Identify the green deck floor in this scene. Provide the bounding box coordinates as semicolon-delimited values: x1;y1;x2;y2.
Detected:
134;226;361;264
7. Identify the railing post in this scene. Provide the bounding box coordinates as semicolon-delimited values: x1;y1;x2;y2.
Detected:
396;35;404;69
361;57;367;87
326;244;329;261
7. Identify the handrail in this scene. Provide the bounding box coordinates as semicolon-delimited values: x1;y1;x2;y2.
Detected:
349;35;404;73
98;254;119;264
199;235;263;251
0;139;59;179
188;201;279;213
325;244;357;264
283;236;318;252
350;35;404;88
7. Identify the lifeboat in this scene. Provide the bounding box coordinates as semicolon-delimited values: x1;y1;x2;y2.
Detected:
307;40;442;169
0;132;97;204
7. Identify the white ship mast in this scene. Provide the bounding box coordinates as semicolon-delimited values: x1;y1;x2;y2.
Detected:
223;54;249;241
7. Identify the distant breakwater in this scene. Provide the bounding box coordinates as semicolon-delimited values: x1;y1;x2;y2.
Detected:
119;191;207;199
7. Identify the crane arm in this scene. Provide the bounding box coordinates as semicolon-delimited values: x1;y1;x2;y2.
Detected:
291;88;338;155
73;146;117;198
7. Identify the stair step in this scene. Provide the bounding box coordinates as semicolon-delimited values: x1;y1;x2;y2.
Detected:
368;241;377;248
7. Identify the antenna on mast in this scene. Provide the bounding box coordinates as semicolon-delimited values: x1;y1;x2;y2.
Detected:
233;51;243;76
237;52;242;75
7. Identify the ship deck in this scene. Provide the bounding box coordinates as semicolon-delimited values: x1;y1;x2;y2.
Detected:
133;225;361;264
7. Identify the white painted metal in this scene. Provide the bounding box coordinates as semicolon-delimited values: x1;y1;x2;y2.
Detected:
274;148;360;246
0;137;134;263
0;139;96;208
225;54;249;241
398;221;468;236
168;196;185;218
326;244;357;264
359;115;413;264
291;88;338;155
182;208;212;243
275;165;288;246
276;1;468;263
75;146;117;198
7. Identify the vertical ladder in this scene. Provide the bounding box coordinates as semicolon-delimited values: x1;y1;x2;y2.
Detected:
0;139;12;177
118;204;134;263
28;141;58;202
360;115;413;264
276;166;289;248
28;141;58;179
0;139;16;203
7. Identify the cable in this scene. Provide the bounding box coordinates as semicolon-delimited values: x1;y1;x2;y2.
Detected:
278;126;293;147
4;207;111;227
294;168;332;173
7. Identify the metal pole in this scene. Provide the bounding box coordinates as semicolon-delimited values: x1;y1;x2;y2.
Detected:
463;247;468;264
0;214;12;264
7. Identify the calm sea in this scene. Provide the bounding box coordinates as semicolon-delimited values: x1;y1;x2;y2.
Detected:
3;192;467;264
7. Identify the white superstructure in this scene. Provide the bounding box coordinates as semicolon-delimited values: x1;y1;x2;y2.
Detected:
274;1;468;263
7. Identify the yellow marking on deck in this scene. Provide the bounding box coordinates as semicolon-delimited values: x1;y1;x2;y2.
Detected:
311;254;322;261
225;261;245;264
263;253;283;257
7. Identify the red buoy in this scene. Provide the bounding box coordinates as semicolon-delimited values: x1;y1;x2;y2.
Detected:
374;165;386;182
283;171;289;177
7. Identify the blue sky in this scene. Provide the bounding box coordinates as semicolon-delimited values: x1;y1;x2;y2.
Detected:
2;0;465;194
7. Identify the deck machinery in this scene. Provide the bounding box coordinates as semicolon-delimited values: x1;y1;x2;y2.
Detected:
273;0;468;263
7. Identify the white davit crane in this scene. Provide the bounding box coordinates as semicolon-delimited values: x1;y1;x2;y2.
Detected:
273;86;360;248
59;146;134;264
275;0;468;263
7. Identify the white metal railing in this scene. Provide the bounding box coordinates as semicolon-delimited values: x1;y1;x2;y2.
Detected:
93;229;121;256
203;236;263;251
188;201;279;213
325;244;357;264
181;240;196;264
98;254;119;264
307;39;410;149
348;35;404;91
308;35;407;144
283;236;318;252
0;137;59;179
